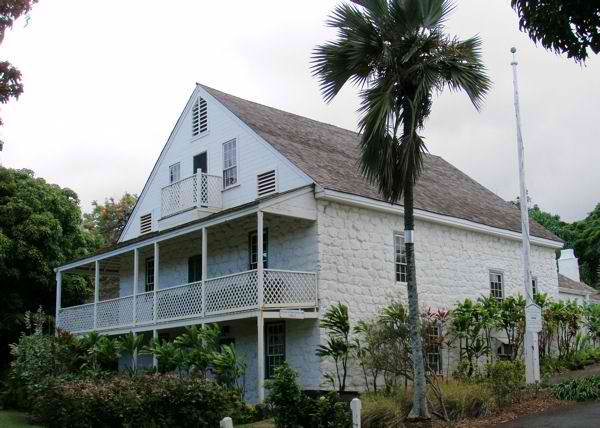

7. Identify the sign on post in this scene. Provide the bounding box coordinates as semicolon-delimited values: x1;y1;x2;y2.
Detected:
526;303;542;333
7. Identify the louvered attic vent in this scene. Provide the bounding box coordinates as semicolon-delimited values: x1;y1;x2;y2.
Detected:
140;213;152;234
191;97;208;137
257;170;277;197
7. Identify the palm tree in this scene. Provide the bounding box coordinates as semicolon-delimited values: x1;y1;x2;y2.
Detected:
312;0;490;419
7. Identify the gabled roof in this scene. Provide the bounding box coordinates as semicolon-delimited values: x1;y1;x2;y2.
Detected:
199;84;560;242
558;273;597;294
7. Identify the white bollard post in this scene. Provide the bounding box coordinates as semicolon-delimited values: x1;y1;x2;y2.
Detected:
351;398;361;428
220;417;233;428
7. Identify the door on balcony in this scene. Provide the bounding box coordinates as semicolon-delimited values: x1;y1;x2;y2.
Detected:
188;254;202;283
193;152;208;207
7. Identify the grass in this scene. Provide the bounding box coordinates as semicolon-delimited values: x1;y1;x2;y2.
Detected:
237;420;275;428
0;410;39;428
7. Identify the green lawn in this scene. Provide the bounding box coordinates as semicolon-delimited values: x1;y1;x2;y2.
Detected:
0;411;39;428
238;420;275;428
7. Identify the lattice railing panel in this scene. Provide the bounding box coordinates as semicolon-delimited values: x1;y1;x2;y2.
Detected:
58;304;94;333
264;270;318;307
96;296;134;328
205;270;258;315
157;281;203;320
136;292;154;324
161;174;197;217
201;174;222;209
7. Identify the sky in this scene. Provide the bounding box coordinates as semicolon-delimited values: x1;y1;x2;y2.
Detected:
1;0;599;222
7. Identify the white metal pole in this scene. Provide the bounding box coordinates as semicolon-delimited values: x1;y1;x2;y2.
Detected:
511;47;540;384
153;243;159;324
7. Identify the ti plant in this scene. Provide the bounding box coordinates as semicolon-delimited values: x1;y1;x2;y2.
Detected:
118;332;145;374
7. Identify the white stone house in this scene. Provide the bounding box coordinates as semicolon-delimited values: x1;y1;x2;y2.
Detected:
55;84;563;402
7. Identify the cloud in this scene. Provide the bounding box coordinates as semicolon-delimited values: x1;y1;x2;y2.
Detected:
2;0;598;222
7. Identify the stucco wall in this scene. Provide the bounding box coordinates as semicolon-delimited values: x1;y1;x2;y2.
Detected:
316;200;560;391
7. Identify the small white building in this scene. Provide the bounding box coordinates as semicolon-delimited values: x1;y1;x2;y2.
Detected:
557;249;597;303
55;84;563;402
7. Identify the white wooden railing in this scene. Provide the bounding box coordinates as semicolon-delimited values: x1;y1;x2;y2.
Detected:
57;269;318;334
161;173;222;218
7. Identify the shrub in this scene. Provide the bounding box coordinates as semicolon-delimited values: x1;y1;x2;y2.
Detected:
485;360;525;406
552;376;600;402
266;362;351;428
31;373;246;427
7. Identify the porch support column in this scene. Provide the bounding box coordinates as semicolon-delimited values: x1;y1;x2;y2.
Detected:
55;270;62;334
153;329;158;368
201;227;208;317
153;243;159;323
257;210;265;402
94;261;99;330
133;248;139;325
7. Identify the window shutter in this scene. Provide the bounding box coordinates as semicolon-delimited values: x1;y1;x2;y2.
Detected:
191;97;208;137
140;213;152;234
257;170;277;197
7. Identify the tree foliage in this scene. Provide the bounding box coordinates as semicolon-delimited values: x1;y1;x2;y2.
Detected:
0;167;95;373
83;192;137;248
0;0;38;125
511;0;600;63
529;203;600;287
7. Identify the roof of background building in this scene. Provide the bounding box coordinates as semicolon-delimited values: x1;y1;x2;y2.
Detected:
201;84;560;242
558;273;597;294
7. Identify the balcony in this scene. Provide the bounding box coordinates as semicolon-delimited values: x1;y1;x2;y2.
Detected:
57;269;318;334
161;173;222;218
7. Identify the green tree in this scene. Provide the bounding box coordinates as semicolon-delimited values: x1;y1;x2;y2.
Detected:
511;1;600;63
567;204;600;287
0;1;38;125
83;193;137;247
312;0;490;419
0;167;95;373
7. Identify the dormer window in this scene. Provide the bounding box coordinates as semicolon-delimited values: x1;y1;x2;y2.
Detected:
191;97;208;137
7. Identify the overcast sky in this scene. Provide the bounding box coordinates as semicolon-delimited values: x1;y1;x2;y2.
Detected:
1;0;598;222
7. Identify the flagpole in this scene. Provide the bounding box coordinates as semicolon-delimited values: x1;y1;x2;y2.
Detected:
511;47;540;384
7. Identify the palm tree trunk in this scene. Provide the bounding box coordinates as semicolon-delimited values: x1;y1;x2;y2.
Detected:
404;182;431;421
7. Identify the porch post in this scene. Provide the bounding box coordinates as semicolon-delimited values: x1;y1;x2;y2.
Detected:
55;270;62;334
257;313;265;402
153;329;158;368
201;227;208;317
257;210;265;401
153;243;159;323
94;261;99;330
133;248;139;325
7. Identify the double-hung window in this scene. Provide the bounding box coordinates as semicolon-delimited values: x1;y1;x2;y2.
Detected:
426;323;443;374
145;257;155;292
265;322;286;379
223;139;237;188
169;162;181;184
394;232;407;283
249;229;269;270
489;271;504;300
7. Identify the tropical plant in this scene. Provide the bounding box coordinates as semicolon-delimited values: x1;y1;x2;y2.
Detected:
497;295;526;360
144;337;184;374
451;299;489;377
117;332;144;374
553;376;600;402
312;0;490;419
317;303;354;392
174;324;221;377
78;331;120;373
212;344;247;394
583;303;600;346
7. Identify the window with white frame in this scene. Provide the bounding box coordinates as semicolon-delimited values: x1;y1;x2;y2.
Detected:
249;229;268;270
169;162;181;184
222;139;237;188
532;276;538;296
394;232;407;283
489;271;504;300
265;322;286;378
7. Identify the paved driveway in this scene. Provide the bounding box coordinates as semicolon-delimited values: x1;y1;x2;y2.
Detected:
497;402;600;428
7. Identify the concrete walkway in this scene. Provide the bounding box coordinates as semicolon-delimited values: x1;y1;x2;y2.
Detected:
497;402;600;428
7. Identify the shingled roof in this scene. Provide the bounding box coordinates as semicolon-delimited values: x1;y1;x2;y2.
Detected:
201;84;560;242
558;273;597;294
